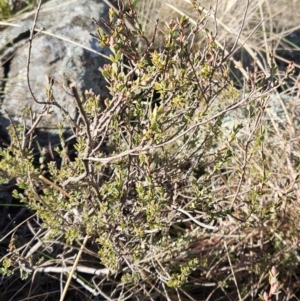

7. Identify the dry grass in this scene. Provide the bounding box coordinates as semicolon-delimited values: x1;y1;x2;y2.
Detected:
135;0;300;76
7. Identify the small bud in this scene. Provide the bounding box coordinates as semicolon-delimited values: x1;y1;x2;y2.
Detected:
263;291;269;301
109;36;116;49
286;61;295;75
270;282;279;295
270;266;277;277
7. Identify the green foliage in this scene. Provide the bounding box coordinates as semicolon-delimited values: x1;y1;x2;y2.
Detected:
0;0;11;20
167;258;199;288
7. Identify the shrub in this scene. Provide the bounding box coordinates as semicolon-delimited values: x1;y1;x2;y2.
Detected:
0;1;299;300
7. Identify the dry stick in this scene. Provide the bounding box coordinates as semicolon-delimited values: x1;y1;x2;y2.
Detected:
86;139;153;163
69;83;92;147
250;235;255;300
27;265;114;276
173;206;218;230
38;175;72;199
0;213;36;243
223;238;242;301
62;169;87;188
228;0;249;55
26;0;43;104
59;234;89;301
22;109;46;149
25;84;57;135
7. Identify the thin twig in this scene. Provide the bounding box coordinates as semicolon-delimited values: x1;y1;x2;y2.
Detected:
26;0;43;104
59;235;89;301
173;206;218;230
38;175;72;199
223;238;242;301
69;83;92;155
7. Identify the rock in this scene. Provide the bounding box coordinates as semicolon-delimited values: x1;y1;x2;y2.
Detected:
0;0;111;145
221;92;300;141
